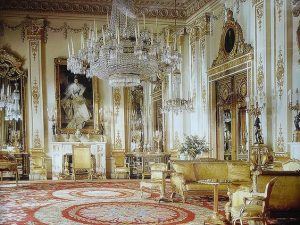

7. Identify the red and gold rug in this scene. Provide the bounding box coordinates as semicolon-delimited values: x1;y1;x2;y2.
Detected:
0;181;228;225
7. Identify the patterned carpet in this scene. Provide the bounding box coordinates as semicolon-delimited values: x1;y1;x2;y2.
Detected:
0;180;228;225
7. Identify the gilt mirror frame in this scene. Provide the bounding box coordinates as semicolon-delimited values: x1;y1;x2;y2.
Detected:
54;57;101;134
0;46;27;152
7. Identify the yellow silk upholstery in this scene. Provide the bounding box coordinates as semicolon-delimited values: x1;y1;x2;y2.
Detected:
72;144;93;181
172;162;197;182
170;160;251;204
228;163;251;182
230;172;300;223
256;175;300;211
194;162;228;180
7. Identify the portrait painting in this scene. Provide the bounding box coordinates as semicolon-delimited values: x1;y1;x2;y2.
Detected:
55;58;100;134
225;28;235;53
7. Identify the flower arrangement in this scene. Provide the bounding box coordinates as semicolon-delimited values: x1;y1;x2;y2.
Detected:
179;135;209;159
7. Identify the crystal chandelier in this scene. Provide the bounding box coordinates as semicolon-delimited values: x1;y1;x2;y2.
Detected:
67;0;159;87
0;82;22;121
161;0;193;114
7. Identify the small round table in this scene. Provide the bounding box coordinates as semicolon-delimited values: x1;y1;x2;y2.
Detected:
198;179;231;225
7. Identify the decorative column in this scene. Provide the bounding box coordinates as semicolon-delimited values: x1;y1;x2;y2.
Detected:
26;20;47;180
111;87;126;177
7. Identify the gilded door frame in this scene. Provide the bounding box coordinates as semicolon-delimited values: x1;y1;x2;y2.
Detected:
207;10;253;160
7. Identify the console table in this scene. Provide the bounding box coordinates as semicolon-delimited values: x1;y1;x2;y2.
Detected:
49;141;106;180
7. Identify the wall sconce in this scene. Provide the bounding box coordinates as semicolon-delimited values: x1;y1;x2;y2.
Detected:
288;88;300;141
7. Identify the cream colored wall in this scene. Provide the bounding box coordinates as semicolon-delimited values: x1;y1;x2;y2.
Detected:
166;0;299;158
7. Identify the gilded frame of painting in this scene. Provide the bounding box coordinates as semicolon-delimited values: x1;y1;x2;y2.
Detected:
54;57;101;134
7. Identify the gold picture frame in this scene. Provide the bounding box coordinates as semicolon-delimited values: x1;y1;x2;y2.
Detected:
54;57;100;134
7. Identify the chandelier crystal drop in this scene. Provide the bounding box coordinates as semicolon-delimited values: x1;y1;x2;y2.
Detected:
67;0;161;87
0;82;22;121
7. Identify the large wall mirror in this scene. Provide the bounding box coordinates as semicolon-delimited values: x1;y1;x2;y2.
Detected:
0;47;27;153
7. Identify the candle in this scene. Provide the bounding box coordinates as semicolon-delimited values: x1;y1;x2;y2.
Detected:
143;13;145;29
80;33;83;49
102;26;106;45
137;22;140;37
135;27;138;44
151;28;153;45
167;30;169;46
107;13;109;27
0;83;4;99
288;89;292;103
125;12;128;28
71;37;74;54
67;41;70;57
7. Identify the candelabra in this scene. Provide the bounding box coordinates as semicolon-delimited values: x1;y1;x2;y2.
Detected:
288;88;300;141
246;96;265;144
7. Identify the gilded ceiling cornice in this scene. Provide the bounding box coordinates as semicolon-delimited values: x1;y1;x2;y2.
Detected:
0;0;214;19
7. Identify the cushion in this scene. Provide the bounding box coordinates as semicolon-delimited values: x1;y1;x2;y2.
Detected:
228;163;251;182
172;163;197;182
194;162;228;180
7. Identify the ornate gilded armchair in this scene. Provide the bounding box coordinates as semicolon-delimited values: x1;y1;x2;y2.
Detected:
232;177;278;225
72;144;93;181
140;163;168;202
0;153;18;185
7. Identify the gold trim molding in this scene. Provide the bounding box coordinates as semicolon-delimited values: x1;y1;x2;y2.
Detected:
32;78;40;113
276;48;284;99
276;124;284;152
275;0;283;22
256;3;264;31
115;130;122;149
113;87;121;116
33;129;42;149
256;55;264;95
0;47;27;80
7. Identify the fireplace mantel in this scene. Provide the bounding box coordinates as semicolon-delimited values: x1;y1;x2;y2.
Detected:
49;141;106;180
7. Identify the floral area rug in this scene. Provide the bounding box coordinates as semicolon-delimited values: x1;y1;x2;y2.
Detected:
0;180;228;225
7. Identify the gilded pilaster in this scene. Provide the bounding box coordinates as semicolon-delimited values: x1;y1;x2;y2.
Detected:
27;19;46;180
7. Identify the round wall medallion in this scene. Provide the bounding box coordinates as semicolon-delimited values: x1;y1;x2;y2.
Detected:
240;83;247;97
225;28;235;53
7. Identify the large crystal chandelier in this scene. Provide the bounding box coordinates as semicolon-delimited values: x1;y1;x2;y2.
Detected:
0;83;22;121
67;0;159;87
161;0;193;114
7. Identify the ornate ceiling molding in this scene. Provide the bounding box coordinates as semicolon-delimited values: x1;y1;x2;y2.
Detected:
0;0;215;19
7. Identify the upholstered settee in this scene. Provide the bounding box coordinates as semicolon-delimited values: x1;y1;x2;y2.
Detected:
170;160;252;204
229;170;300;223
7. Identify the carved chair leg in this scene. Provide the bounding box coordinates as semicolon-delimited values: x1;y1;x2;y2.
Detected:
170;192;176;202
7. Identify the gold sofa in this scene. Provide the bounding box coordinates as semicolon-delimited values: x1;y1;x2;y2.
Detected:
170;160;252;204
230;171;300;223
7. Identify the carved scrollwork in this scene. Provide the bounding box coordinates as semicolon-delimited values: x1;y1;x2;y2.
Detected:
113;87;121;115
256;55;264;95
276;49;285;98
276;125;284;152
211;10;253;68
0;47;27;80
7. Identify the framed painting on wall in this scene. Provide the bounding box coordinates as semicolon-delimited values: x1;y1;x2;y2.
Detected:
54;57;100;134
